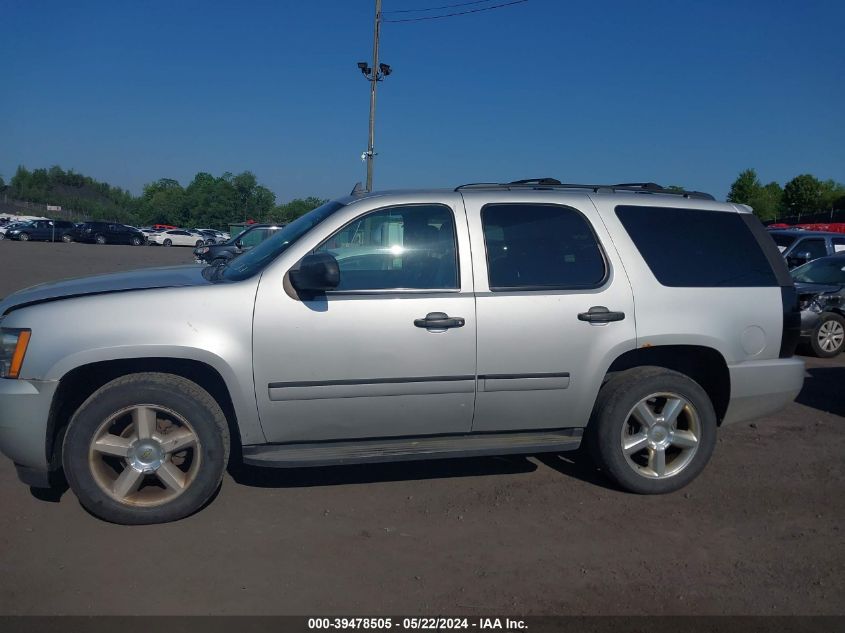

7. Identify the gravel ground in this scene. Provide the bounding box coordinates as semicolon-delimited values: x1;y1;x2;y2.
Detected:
0;240;842;615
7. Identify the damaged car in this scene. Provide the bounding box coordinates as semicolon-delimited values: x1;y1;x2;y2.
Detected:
792;254;845;357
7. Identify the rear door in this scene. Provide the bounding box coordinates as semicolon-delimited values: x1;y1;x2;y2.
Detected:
462;192;636;432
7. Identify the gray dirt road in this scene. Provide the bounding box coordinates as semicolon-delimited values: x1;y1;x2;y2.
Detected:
0;240;842;615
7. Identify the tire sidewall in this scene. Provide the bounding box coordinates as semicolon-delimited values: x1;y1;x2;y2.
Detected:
95;234;106;244
63;375;228;524
810;312;845;358
19;232;30;241
163;239;172;246
591;368;717;494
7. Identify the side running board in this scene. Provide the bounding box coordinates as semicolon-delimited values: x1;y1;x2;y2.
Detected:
242;428;583;468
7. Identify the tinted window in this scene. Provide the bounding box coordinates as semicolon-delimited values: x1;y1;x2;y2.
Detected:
239;228;272;248
833;238;845;254
793;238;827;260
792;257;845;284
616;206;776;287
770;233;796;252
315;204;458;291
481;203;605;290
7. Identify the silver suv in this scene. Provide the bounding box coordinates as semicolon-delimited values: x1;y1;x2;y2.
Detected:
0;180;806;524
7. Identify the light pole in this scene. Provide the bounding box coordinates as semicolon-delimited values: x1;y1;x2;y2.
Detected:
358;0;392;192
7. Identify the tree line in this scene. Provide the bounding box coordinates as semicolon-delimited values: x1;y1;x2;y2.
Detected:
1;165;326;229
726;170;845;221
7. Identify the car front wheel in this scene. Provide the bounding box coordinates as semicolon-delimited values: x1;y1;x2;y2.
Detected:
163;239;172;246
95;234;107;245
131;236;143;246
587;366;717;494
18;232;30;241
62;373;230;524
62;234;73;243
809;312;845;358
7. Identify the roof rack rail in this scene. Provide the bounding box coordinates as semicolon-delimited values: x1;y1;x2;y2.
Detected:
454;179;714;200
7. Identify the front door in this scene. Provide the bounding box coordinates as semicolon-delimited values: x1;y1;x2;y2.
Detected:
462;194;636;432
252;198;477;443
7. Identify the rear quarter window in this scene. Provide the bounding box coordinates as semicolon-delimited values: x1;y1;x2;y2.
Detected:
615;205;777;287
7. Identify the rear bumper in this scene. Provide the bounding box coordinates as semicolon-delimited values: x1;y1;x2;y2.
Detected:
722;358;805;425
0;379;57;478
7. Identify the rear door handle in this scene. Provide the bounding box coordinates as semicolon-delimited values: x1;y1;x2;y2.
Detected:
577;306;625;323
414;312;465;329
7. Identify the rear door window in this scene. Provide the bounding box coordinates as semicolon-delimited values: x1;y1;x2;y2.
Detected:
615;206;777;287
480;203;606;290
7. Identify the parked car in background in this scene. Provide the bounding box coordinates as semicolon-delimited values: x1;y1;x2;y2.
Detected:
0;222;31;240
148;229;207;247
192;228;230;245
791;253;845;357
193;223;284;264
768;229;845;268
152;224;178;230
4;219;76;242
0;180;805;524
67;221;147;245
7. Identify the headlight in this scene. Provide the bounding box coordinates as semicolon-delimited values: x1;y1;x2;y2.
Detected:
1;328;31;379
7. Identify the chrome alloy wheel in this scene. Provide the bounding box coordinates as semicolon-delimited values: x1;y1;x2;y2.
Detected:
817;319;844;353
621;392;700;479
87;405;202;506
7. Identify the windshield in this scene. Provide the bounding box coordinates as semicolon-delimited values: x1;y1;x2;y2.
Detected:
221;200;346;281
770;233;796;252
792;257;845;285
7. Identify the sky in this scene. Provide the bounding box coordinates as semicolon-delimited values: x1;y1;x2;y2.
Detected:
1;0;844;202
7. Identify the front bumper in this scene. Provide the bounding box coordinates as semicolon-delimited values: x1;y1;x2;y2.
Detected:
722;358;805;425
0;378;58;477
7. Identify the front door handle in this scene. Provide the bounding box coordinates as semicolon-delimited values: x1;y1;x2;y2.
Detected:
414;312;465;329
577;306;625;323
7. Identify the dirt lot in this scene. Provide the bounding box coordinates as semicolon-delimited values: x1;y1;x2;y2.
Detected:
0;240;842;616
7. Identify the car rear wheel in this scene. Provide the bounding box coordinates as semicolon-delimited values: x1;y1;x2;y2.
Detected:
62;373;229;524
95;234;107;245
809;312;845;358
587;366;717;494
18;232;30;241
131;236;143;246
195;239;204;247
0;233;5;241
62;234;73;243
163;239;172;246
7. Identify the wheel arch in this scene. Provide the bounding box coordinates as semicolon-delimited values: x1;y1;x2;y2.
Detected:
45;358;246;471
604;345;731;424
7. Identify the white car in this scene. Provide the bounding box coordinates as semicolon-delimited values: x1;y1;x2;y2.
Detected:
149;229;206;247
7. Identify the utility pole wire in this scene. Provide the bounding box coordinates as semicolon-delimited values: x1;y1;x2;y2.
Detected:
382;0;527;23
383;0;500;14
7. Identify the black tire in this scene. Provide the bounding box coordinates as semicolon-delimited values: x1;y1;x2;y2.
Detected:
163;238;172;247
587;366;717;494
62;373;230;525
62;234;73;243
131;236;142;246
0;232;5;241
809;312;845;358
18;232;30;241
195;239;204;247
94;234;107;245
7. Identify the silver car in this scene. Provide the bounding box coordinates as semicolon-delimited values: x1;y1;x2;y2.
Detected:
0;180;805;524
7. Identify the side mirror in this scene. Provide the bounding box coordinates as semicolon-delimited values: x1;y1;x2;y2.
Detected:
290;252;340;293
788;251;813;267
